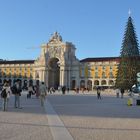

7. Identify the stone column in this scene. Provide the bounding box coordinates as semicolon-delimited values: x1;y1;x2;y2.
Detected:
40;70;45;82
59;67;63;86
92;79;94;90
41;70;43;82
46;69;49;87
68;68;71;88
76;67;80;88
44;69;47;86
65;68;69;88
61;68;65;86
61;67;68;87
85;78;87;88
65;66;71;88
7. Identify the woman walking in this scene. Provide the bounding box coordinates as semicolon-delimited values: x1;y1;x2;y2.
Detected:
39;82;47;106
97;87;101;99
1;81;11;111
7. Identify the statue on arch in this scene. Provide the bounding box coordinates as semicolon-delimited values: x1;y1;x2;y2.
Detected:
49;32;62;42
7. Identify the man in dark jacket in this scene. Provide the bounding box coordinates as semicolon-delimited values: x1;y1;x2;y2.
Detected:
14;80;22;108
97;86;101;99
120;88;124;98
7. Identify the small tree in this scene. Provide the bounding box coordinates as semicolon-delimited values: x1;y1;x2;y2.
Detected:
115;16;140;90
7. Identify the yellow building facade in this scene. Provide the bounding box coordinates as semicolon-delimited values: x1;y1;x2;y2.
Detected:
0;32;120;90
78;57;119;90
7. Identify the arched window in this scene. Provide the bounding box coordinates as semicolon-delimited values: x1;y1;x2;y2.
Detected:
94;80;99;86
35;72;39;79
101;80;106;85
108;80;114;86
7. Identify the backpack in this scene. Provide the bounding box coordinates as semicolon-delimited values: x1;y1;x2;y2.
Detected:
1;89;7;98
11;86;17;94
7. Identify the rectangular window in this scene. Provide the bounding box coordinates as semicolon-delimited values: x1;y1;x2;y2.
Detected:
102;66;106;70
109;72;114;78
95;72;98;78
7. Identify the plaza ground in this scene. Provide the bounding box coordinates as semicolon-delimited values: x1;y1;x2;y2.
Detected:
0;91;140;140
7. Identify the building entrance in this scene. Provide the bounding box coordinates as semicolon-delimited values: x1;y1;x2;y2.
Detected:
48;58;60;89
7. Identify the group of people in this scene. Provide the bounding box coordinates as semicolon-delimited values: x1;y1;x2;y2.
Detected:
1;80;131;112
115;88;125;98
0;80;22;111
25;82;47;106
96;87;125;99
0;81;47;111
48;86;67;94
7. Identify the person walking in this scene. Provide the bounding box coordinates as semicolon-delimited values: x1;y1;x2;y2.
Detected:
27;85;33;98
39;82;47;106
97;87;101;99
13;80;22;109
120;88;125;98
1;81;11;111
62;86;66;94
6;82;11;110
116;88;120;98
35;85;40;98
67;87;70;93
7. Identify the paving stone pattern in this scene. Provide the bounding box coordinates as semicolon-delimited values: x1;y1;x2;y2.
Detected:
1;91;140;140
47;93;140;140
0;94;53;140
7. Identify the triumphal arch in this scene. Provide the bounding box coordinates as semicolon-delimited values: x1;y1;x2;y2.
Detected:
0;32;118;90
34;32;80;89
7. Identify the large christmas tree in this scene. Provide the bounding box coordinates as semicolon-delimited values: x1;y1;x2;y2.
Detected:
115;16;140;90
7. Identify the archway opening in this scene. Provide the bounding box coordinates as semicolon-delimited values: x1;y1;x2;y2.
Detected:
94;80;99;86
101;80;107;85
48;58;60;89
108;80;114;86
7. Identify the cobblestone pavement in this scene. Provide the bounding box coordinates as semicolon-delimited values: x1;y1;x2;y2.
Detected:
47;92;140;140
0;93;53;140
1;91;140;140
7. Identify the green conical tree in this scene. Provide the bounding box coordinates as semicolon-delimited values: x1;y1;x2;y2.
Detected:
115;16;140;90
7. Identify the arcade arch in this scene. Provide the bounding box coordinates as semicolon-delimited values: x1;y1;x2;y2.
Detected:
108;80;114;86
101;80;107;85
94;80;99;86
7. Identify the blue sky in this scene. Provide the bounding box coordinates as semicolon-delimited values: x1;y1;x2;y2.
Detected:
0;0;140;60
